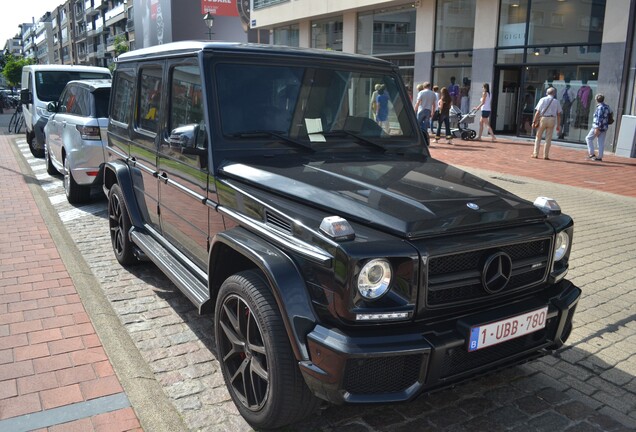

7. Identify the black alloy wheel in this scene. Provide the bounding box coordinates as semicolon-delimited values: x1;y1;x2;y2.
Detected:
215;271;319;429
107;183;137;266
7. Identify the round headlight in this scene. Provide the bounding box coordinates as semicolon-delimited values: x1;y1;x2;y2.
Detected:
554;231;570;261
357;259;392;300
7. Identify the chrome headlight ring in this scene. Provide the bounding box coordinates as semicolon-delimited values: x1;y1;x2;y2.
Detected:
356;259;392;300
554;231;570;262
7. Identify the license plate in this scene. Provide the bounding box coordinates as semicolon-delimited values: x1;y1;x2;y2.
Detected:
467;307;548;352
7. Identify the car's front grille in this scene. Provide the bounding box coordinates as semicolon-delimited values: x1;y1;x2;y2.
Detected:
343;354;423;394
426;239;551;307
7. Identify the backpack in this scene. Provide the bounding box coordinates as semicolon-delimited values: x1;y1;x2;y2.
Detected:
608;111;614;125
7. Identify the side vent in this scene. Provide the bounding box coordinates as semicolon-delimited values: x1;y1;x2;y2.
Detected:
265;211;293;235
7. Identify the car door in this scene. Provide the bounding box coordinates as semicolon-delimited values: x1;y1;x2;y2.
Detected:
47;85;73;169
130;64;164;231
157;58;212;269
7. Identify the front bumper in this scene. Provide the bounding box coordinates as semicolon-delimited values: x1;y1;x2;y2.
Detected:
299;279;580;404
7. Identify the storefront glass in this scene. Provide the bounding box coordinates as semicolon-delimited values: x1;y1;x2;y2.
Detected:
497;0;606;144
433;0;475;114
311;18;343;51
273;25;299;47
357;7;417;101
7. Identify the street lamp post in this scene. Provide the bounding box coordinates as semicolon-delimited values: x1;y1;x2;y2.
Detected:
203;13;215;40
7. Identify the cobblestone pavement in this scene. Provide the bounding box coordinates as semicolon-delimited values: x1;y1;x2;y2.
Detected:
9;135;636;431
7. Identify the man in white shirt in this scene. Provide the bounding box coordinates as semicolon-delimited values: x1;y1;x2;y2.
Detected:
413;82;437;134
531;87;562;160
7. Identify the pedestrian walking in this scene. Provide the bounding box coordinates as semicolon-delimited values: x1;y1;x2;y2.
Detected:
375;85;390;134
434;87;453;144
585;93;612;162
431;85;440;134
473;83;497;142
414;82;437;134
531;87;562;160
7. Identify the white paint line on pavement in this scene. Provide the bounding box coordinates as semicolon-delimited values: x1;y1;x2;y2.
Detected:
49;194;68;205
59;203;107;222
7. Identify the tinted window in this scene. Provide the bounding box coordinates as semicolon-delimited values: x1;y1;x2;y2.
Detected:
93;88;111;118
34;71;111;102
138;67;163;132
111;69;135;124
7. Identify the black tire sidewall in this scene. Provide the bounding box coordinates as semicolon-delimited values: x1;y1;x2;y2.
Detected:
214;271;307;429
108;183;137;265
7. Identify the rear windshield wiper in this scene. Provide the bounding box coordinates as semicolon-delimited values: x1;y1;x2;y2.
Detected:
230;130;315;152
322;129;387;152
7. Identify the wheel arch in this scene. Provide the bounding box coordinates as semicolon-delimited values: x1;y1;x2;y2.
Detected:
103;160;145;228
209;228;318;361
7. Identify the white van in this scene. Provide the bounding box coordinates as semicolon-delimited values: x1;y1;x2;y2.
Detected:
21;65;111;158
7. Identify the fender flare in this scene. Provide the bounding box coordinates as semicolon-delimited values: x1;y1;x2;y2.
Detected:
103;160;145;228
211;227;321;361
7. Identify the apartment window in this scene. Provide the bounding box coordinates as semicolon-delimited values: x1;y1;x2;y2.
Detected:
253;0;289;10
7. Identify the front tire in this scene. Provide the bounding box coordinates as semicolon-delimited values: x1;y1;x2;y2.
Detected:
215;271;319;429
108;183;137;266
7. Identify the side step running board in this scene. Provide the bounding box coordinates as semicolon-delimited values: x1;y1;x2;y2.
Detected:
130;229;210;312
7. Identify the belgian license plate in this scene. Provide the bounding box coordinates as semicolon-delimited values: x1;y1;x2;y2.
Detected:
467;306;548;352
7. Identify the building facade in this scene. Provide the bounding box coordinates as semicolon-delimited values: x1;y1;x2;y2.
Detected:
251;0;636;151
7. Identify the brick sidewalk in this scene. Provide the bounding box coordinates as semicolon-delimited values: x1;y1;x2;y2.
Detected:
429;134;636;198
0;136;142;431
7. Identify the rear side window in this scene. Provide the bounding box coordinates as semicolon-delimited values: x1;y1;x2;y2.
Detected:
111;69;135;124
138;67;163;132
93;88;111;118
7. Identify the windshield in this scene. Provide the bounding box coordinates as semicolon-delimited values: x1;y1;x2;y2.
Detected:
35;71;111;102
214;62;417;144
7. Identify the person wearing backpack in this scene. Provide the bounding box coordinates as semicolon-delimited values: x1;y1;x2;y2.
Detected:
585;93;612;162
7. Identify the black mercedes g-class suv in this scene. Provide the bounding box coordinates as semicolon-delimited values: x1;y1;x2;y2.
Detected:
104;41;580;429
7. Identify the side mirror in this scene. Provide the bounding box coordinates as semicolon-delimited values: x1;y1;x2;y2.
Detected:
168;124;207;159
168;124;198;148
20;88;32;105
47;101;57;113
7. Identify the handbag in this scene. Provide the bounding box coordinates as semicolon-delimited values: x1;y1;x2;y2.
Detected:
533;97;554;129
432;109;440;122
608;111;614;125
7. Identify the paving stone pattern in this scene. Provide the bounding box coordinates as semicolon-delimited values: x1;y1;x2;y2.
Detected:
15;139;636;431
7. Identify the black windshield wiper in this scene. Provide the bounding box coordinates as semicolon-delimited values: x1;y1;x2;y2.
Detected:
322;130;387;152
231;130;315;152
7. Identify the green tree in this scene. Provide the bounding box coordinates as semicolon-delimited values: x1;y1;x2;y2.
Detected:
109;35;130;72
2;55;33;88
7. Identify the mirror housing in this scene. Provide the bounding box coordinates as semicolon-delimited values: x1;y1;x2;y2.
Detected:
20;88;32;105
47;101;58;113
168;124;208;163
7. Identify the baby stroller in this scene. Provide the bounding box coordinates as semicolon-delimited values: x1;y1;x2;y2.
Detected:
449;106;478;140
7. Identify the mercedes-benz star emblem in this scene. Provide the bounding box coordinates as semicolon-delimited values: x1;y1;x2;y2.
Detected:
467;202;480;210
482;252;513;294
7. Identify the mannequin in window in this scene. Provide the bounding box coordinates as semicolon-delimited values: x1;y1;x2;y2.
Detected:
460;77;470;115
448;76;460;107
574;80;593;129
559;81;575;139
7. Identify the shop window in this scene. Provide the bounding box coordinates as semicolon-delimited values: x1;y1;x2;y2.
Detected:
311;18;343;51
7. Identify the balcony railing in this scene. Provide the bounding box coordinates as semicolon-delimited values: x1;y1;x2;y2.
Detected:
105;4;125;22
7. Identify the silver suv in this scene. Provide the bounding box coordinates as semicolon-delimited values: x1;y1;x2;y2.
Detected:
44;79;111;203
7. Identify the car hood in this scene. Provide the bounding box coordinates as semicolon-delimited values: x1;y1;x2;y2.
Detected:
220;155;546;238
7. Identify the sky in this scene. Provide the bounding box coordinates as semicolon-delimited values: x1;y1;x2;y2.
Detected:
1;0;65;48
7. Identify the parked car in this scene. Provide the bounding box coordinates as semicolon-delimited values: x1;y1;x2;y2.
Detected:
44;79;111;204
21;65;111;158
103;41;580;430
